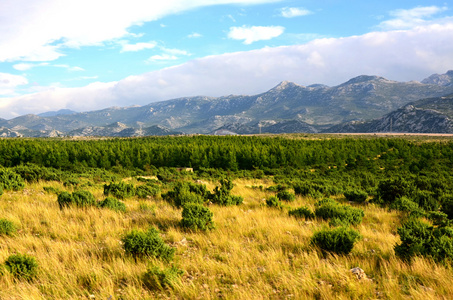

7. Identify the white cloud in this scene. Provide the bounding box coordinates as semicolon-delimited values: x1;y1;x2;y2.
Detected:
2;22;453;119
0;0;281;62
68;66;85;72
148;54;179;61
0;73;28;96
280;7;312;18
228;25;285;44
121;42;157;52
188;32;202;38
379;6;448;29
146;47;190;62
13;63;49;71
63;76;99;82
13;63;83;72
162;48;190;56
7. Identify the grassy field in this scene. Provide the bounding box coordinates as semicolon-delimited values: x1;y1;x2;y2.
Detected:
0;177;452;299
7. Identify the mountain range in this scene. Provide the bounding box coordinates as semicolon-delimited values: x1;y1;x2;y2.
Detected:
1;70;453;137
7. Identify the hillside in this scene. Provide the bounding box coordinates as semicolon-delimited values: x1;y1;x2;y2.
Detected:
327;94;453;133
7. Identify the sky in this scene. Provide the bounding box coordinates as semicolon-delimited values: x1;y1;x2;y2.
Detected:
0;0;453;119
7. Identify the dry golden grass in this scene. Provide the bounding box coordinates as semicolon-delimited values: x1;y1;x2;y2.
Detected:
0;179;452;299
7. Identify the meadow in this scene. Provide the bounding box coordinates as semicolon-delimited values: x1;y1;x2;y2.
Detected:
0;135;453;299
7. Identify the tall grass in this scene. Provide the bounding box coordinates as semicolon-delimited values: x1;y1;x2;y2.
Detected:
0;180;452;299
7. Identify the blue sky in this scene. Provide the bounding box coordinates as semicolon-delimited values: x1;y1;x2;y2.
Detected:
0;0;453;118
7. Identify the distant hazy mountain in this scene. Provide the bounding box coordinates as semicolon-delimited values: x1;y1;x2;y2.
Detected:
38;109;78;117
325;94;453;133
421;70;453;86
2;71;453;137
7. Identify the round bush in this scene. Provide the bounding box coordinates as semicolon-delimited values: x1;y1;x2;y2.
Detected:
266;196;282;209
0;169;25;191
181;203;214;231
311;226;361;255
122;228;175;261
277;190;296;202
376;178;413;205
344;189;368;203
72;190;97;208
98;197;126;212
104;182;135;199
0;219;16;236
315;199;364;225
4;254;38;280
289;206;315;219
57;191;74;209
394;218;453;263
135;184;160;199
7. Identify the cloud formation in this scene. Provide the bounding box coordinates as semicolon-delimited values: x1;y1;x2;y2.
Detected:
228;25;285;44
12;63;84;72
0;73;28;97
280;7;312;18
379;5;448;29
2;21;453;119
121;42;157;52
0;0;281;62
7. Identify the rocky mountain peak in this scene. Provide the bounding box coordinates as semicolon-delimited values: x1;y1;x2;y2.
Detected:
38;109;77;117
342;75;389;85
270;81;302;91
421;70;453;86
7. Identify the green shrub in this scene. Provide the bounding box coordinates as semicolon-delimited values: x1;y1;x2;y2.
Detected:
0;219;16;236
104;182;135;199
13;164;61;182
122;228;175;261
293;183;311;196
0;185;2;197
441;195;453;220
181;203;214;231
289;206;315;219
311;226;361;255
394;218;453;263
211;178;243;206
293;182;340;197
186;182;209;198
266;196;282;209
57;190;96;209
135;184;160;199
376;177;413;205
389;197;423;216
0;169;25;191
63;176;80;188
266;184;287;192
43;186;60;195
72;190;97;208
426;211;450;227
315;199;364;225
163;182;206;208
98;197;126;212
57;192;74;209
4;254;38;280
413;190;439;212
344;189;368;203
277;190;295;202
142;266;183;290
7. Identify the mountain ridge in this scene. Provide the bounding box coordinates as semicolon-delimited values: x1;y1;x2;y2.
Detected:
2;71;453;136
